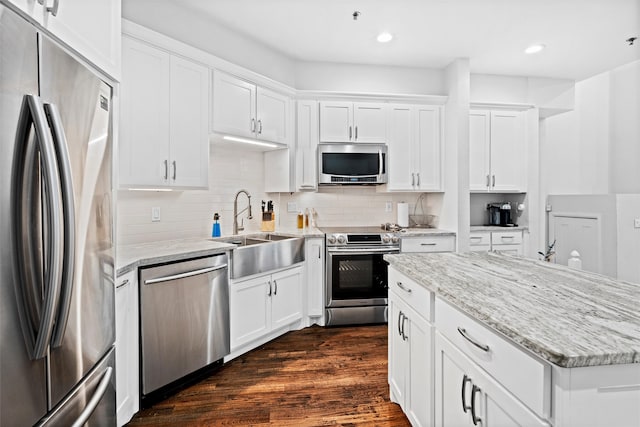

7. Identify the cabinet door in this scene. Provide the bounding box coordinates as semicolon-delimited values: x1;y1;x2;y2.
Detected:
230;276;271;350
115;272;139;427
271;267;303;330
305;238;324;317
469;110;491;191
319;101;353;142
388;294;408;407
435;332;474;426
169;56;209;188
490;111;525;192
415;105;442;191
387;105;415;190
353;102;387;143
257;87;289;144
406;308;433;427
212;71;256;139
42;0;121;79
120;37;170;187
296;100;319;191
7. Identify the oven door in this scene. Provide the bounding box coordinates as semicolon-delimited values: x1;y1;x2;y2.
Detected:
326;247;399;308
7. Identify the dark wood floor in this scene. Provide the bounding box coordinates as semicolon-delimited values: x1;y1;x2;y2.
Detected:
128;324;410;426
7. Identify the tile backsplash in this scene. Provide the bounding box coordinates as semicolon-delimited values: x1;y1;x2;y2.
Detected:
117;144;444;246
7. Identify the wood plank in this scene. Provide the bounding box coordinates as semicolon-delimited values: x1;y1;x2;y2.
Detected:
127;325;410;426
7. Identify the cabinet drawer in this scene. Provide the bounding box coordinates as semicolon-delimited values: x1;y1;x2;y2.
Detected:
401;235;455;253
435;297;550;418
469;232;491;246
491;231;523;245
388;268;433;322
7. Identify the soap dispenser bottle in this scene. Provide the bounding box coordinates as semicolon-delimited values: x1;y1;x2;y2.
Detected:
212;213;221;237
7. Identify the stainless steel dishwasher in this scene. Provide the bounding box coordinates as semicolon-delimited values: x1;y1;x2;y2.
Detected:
139;253;229;405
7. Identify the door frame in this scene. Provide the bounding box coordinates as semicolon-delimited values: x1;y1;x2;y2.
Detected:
548;211;603;273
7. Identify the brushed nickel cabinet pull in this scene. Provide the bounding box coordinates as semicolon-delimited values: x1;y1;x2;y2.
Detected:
457;327;490;352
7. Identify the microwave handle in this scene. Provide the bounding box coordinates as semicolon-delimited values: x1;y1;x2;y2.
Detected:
378;149;383;177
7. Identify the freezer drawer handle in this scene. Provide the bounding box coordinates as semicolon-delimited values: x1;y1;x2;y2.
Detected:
12;94;64;360
70;366;113;427
45;103;77;348
144;264;228;285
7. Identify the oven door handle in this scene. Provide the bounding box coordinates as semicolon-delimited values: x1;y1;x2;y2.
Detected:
328;247;400;254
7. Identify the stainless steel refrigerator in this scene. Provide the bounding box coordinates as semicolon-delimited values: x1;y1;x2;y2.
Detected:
1;3;115;426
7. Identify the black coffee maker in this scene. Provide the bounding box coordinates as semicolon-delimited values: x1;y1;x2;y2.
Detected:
487;202;512;226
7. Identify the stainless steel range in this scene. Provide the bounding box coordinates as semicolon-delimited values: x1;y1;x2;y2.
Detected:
323;227;400;326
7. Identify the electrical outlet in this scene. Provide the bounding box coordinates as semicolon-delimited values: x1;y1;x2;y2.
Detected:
634;218;640;229
287;202;298;213
151;207;161;222
385;202;392;212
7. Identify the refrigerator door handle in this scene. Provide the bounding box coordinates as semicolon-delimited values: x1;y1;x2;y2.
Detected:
12;95;65;360
44;103;76;348
69;366;113;427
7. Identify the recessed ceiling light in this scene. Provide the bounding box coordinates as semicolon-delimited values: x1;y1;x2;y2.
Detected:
377;32;393;43
525;44;546;54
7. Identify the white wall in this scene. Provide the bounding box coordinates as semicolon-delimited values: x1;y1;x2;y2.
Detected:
295;61;446;95
122;1;296;86
616;194;640;284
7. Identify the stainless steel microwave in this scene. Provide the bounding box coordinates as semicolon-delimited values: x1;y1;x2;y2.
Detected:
318;144;387;185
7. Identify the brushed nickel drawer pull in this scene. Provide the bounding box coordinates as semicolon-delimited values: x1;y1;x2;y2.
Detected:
457;327;490;352
396;282;412;294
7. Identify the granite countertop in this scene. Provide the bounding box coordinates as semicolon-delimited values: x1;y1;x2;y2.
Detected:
470;225;528;232
399;228;456;237
385;251;640;368
116;229;324;277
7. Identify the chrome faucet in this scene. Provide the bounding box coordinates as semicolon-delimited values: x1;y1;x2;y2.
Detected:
233;189;253;234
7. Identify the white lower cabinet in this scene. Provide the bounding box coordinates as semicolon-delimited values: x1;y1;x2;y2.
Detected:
470;230;523;255
388;267;434;427
435;332;549;427
401;235;456;253
230;266;303;352
305;237;324;319
115;271;139;427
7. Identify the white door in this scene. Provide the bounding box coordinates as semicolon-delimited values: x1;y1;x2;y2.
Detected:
388;295;408;407
169;56;209;188
406;308;433;427
387;105;414;190
296;101;319;191
436;334;474;426
305;238;324;317
320;101;353;142
353;102;387;143
230;276;271;350
270;267;303;330
212;71;256;139
469;110;490;191
120;37;170;187
415;105;442;191
257;87;289;144
115;272;139;426
551;214;601;273
490;111;524;192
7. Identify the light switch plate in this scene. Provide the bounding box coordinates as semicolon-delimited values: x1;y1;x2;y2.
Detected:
634;218;640;229
151;207;161;222
385;202;392;212
287;202;298;213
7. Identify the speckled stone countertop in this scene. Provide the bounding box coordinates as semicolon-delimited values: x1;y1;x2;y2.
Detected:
470;225;528;232
385;251;640;368
116;229;323;277
399;228;456;237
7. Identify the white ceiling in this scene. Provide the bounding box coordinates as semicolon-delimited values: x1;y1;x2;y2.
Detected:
125;0;639;81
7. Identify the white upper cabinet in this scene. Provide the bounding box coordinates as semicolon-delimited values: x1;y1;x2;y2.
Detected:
469;110;526;192
319;101;387;143
296;100;319;191
212;71;290;145
7;0;121;79
388;104;443;191
120;36;209;189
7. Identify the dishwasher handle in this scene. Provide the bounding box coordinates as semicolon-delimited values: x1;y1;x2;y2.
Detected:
144;264;228;285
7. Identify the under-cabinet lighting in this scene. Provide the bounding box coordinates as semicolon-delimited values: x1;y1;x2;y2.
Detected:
525;44;545;54
222;135;278;148
377;32;393;43
127;188;173;192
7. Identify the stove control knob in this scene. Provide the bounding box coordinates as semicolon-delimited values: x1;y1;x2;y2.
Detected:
327;235;337;244
382;235;391;244
337;235;347;244
391;236;400;244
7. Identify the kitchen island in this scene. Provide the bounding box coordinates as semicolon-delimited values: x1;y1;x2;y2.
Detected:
385;251;640;427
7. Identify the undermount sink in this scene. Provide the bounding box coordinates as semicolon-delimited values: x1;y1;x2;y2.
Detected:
212;233;305;278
